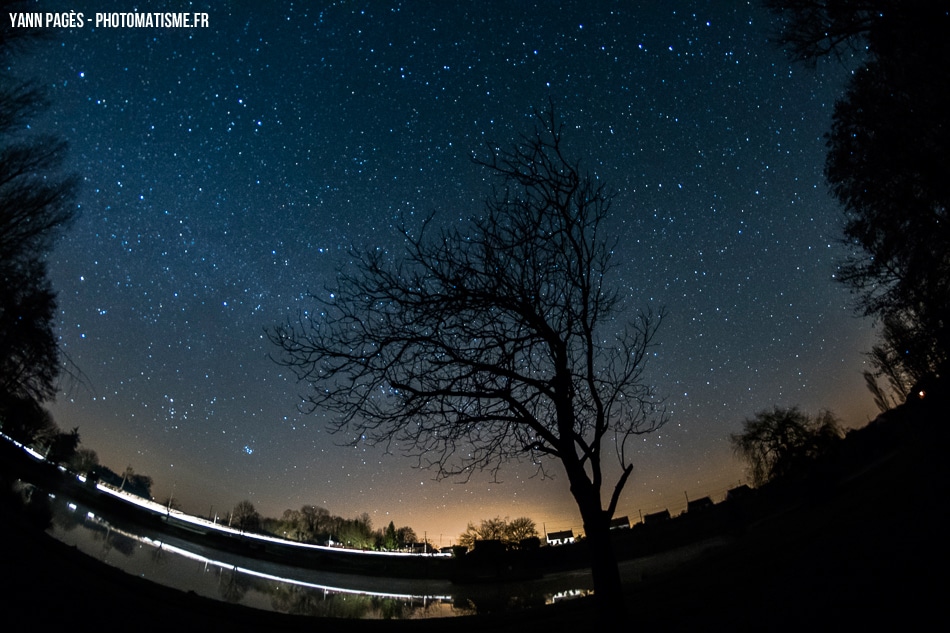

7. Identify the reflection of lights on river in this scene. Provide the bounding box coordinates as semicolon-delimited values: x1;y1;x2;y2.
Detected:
147;536;454;602
44;489;600;619
548;589;592;604
9;435;450;561
70;511;454;603
11;439;594;617
94;482;452;559
13;436;451;560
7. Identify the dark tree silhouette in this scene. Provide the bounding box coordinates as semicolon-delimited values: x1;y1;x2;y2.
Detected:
67;446;99;474
730;406;842;486
766;0;950;400
762;0;880;65
299;504;330;539
395;525;416;549
458;517;508;551
231;500;261;531
458;516;539;550
44;426;80;465
270;107;666;614
0;266;60;404
0;5;78;407
115;465;153;499
0;394;57;446
504;516;539;545
382;520;398;551
159;495;182;511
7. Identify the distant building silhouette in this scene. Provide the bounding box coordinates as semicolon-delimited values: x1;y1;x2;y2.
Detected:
609;516;630;530
726;484;753;502
687;496;714;513
546;530;575;546
643;509;671;524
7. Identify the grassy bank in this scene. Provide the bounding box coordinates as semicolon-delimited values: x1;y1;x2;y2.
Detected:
1;401;946;631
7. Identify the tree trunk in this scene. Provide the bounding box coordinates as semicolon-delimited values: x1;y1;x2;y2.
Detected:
564;449;628;620
582;511;626;622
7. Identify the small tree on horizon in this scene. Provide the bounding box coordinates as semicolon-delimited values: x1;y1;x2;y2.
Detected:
730;406;843;486
383;521;398;550
458;517;509;550
68;447;99;475
44;426;80;465
505;516;539;545
231;500;261;532
458;516;540;550
395;525;417;549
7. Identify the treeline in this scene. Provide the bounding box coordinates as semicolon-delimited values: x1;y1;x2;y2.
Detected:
226;500;424;551
458;516;539;550
0;396;81;466
0;398;525;555
0;395;155;500
3;397;547;555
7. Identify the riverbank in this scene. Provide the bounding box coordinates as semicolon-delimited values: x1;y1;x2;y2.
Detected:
2;401;946;630
0;446;939;632
0;437;735;584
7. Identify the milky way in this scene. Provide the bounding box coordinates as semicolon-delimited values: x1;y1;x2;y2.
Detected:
12;0;877;542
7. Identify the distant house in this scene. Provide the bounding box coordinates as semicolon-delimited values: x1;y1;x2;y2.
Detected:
546;530;575;546
609;516;631;530
726;484;753;502
643;509;671;525
687;496;714;513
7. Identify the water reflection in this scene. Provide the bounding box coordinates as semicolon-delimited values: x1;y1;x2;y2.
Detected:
39;489;592;619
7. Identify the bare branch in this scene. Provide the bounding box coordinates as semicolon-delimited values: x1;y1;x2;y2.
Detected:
269;104;666;604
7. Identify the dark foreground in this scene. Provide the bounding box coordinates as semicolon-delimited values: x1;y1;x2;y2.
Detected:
2;406;946;632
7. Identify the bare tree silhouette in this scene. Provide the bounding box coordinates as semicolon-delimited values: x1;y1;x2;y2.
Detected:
270;106;666;614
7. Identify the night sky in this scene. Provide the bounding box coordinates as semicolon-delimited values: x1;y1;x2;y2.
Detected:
13;0;878;543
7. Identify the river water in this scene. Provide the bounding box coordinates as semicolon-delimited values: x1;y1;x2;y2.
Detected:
39;488;593;619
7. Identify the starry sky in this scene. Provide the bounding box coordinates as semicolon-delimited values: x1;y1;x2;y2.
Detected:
12;0;878;543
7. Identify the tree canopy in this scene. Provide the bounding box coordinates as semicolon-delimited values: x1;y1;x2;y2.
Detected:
0;11;78;409
766;0;950;399
271;106;665;612
231;500;262;532
730;406;842;486
457;516;539;550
